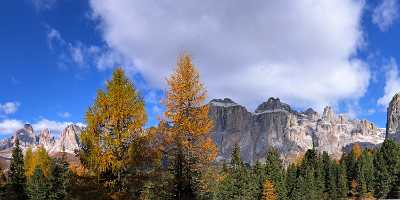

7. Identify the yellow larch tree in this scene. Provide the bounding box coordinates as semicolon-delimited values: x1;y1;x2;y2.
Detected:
262;179;278;200
79;68;147;191
165;53;217;199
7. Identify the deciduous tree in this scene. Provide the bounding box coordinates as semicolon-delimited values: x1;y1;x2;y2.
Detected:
79;68;147;191
165;53;217;199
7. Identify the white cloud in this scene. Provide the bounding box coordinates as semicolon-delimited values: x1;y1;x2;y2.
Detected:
0;118;85;135
0;119;24;135
0;102;20;115
31;0;58;11
58;112;71;118
45;26;128;70
378;58;400;106
373;0;399;32
32;119;77;133
89;0;370;111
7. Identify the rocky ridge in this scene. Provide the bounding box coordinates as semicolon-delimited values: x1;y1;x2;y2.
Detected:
387;93;400;141
0;124;82;158
209;97;385;164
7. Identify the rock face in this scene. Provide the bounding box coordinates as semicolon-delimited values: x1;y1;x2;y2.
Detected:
0;124;82;158
13;124;35;147
50;124;82;154
387;93;400;141
209;97;385;164
38;129;55;150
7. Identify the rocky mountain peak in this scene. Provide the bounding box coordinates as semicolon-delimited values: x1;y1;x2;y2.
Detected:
209;98;384;164
50;124;82;154
38;128;55;149
13;123;35;147
255;97;293;113
322;106;336;121
209;98;238;107
387;93;400;140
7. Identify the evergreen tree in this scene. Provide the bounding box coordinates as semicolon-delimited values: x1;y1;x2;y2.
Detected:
48;158;71;200
291;176;306;200
373;139;400;198
79;68;147;192
327;161;337;200
336;161;348;199
27;166;49;200
285;163;297;199
264;149;287;200
214;145;254;200
165;53;217;199
304;166;317;200
359;150;374;195
8;139;27;200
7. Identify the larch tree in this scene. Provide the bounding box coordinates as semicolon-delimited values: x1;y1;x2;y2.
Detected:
24;147;35;178
165;53;217;199
262;179;278;200
9;139;28;200
79;68;147;191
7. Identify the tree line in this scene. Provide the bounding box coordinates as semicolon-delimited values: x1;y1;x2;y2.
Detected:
1;54;400;199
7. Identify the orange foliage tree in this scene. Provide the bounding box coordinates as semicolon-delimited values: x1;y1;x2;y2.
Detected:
262;179;278;200
79;68;147;192
164;53;217;199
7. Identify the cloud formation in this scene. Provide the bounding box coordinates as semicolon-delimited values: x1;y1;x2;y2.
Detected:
89;0;370;111
31;0;58;11
373;0;399;32
0;118;84;135
378;58;400;106
46;26;128;71
0;119;24;135
0;102;20;115
58;112;71;118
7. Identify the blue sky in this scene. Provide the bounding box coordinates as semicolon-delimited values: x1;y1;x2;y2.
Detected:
1;0;400;137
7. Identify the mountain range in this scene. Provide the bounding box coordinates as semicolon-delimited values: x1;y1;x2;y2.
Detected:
2;95;400;167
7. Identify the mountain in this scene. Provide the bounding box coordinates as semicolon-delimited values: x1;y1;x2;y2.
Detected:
0;96;389;167
387;93;400;141
0;124;82;161
209;97;385;164
50;124;82;154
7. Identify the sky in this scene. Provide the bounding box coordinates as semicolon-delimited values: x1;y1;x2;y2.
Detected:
1;0;400;137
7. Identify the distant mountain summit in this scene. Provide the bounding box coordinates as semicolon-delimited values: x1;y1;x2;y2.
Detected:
0;123;83;160
209;97;385;164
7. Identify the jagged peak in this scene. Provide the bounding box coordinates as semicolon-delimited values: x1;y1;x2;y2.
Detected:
209;98;239;107
255;97;293;113
322;106;336;121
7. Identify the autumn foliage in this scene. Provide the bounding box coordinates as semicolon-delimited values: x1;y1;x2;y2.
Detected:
79;68;147;191
164;53;217;198
262;179;278;200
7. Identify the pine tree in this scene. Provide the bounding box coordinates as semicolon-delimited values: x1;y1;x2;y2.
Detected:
264;148;287;200
285;163;297;199
291;175;306;200
373;139;398;198
336;161;348;199
165;53;217;199
214;145;254;200
262;179;278;200
327;161;338;200
360;150;374;195
27;166;49;200
79;68;147;191
48;158;71;200
8;139;27;200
